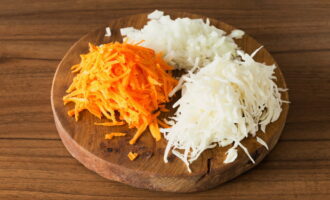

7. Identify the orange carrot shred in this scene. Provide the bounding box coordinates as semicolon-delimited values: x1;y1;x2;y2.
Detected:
95;122;125;126
128;152;138;161
63;41;176;145
160;108;170;112
105;132;126;140
157;119;171;128
149;120;161;141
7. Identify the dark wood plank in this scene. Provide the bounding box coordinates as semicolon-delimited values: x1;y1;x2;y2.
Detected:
0;58;58;139
0;0;329;53
0;40;69;60
0;139;329;199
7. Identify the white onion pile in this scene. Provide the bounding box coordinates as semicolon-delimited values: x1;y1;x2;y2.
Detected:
121;10;244;70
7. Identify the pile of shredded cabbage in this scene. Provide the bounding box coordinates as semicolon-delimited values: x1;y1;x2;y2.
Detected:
121;10;244;70
120;10;287;172
161;50;286;172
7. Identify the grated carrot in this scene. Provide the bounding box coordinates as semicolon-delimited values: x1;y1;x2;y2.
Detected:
157;119;171;128
95;122;125;126
160;108;170;112
128;152;139;161
63;42;176;144
105;132;126;140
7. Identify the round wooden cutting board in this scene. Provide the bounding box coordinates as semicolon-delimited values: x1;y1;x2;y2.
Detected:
51;11;289;193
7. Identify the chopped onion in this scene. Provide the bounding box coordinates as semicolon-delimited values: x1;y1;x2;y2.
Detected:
121;12;244;70
148;10;164;19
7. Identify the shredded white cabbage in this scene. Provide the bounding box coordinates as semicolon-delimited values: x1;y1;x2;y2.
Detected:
121;12;244;70
161;51;286;172
256;136;269;150
224;148;238;163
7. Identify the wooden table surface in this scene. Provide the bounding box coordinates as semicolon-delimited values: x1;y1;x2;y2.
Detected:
0;0;329;199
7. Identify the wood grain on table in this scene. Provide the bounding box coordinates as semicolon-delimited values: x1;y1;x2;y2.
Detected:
0;0;329;199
